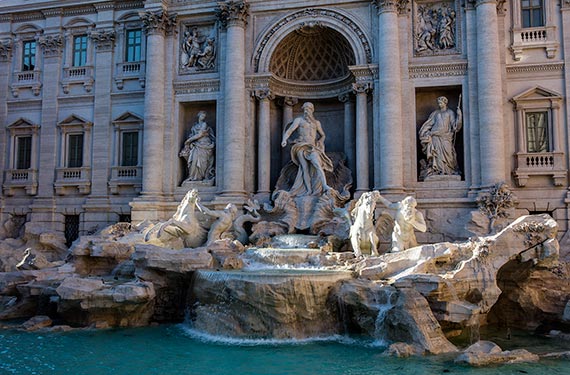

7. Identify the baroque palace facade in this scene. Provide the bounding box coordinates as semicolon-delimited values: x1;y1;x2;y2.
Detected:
0;0;569;245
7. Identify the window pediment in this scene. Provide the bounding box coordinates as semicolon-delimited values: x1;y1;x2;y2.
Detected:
113;111;143;124
57;114;92;128
7;118;40;132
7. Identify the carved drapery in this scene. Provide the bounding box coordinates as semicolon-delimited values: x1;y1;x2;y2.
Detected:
38;34;63;57
372;0;410;14
0;39;13;61
216;1;250;28
89;29;116;51
140;10;177;36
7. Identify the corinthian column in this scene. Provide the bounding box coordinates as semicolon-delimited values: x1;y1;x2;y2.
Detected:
255;89;274;197
353;82;372;195
217;1;249;198
140;9;176;197
472;0;505;185
372;0;408;193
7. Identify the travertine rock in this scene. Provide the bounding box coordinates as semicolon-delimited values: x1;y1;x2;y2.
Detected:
72;235;136;276
22;315;52;331
132;244;213;273
55;277;155;327
384;342;425;357
455;341;539;366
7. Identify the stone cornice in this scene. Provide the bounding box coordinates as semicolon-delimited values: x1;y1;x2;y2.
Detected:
408;62;468;79
38;34;63;57
371;0;410;15
41;8;63;18
62;6;96;17
94;2;115;11
116;0;145;10
90;29;116;51
0;39;13;62
506;62;564;75
13;12;45;22
140;10;177;36
216;1;250;29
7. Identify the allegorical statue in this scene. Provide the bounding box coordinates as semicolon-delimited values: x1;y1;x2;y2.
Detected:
281;102;333;197
179;111;215;182
418;95;462;179
376;195;427;252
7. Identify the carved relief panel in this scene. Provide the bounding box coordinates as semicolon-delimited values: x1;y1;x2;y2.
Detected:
413;0;461;56
179;24;218;73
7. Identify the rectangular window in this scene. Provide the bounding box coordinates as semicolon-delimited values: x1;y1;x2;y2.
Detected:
72;35;88;67
64;214;80;247
526;112;549;153
521;0;544;28
67;133;84;168
16;136;32;170
125;29;142;62
22;40;36;71
121;131;139;166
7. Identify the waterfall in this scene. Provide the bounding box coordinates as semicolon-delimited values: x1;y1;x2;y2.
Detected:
373;289;396;346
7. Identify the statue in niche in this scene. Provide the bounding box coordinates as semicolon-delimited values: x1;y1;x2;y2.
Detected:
280;102;333;197
415;3;456;54
181;27;216;71
418;95;462;179
179;111;215;183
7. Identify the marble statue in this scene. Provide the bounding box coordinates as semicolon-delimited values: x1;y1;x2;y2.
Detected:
198;202;239;245
376;194;427;252
180;111;216;182
419;95;462;179
143;189;208;248
281;102;333;197
349;191;382;257
181;28;216;71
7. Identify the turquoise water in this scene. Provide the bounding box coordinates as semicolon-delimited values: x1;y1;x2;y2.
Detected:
0;325;568;375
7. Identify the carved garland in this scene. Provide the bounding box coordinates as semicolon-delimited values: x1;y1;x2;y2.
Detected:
90;29;116;51
253;8;373;72
0;39;13;61
371;0;410;14
38;34;63;57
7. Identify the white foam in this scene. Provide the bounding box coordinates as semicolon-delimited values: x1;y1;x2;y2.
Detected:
178;325;361;347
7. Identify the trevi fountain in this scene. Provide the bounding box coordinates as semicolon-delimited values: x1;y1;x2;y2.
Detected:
1;102;569;374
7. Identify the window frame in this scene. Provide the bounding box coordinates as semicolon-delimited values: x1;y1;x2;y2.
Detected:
21;39;36;71
125;28;142;63
72;34;88;67
521;0;544;29
15;135;33;170
510;0;558;61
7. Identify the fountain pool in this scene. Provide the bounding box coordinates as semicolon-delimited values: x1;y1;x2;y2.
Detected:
0;325;568;375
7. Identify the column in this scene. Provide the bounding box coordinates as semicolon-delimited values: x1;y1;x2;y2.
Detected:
474;0;505;186
339;93;355;179
89;29;115;198
282;96;297;127
353;82;372;194
255;89;274;197
217;1;249;198
140;9;176;197
372;0;406;193
0;39;12;196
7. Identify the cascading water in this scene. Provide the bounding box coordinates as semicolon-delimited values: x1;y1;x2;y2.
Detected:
373;289;396;346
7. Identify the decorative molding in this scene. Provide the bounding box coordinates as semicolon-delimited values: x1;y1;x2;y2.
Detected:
506;62;564;75
338;93;353;103
173;79;220;95
38;34;63;57
63;5;96;17
352;82;373;94
563;0;570;10
13;12;45;22
94;2;115;11
140;10;177;36
90;29;116;51
466;0;503;12
216;1;250;28
0;39;13;62
282;96;299;107
408;62;467;78
372;0;410;15
115;1;145;10
41;8;63;18
254;8;373;72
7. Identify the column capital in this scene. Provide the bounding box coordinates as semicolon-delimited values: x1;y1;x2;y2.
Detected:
563;0;570;10
255;89;274;101
467;0;505;12
0;38;13;62
352;81;373;94
38;34;63;57
216;1;250;29
338;93;353;103
282;96;298;107
89;29;116;52
371;0;409;15
140;10;177;36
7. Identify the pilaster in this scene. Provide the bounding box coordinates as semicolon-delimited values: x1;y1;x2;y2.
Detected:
352;82;373;195
255;89;274;198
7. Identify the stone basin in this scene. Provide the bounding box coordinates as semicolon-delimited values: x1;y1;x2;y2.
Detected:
244;247;323;267
189;268;353;339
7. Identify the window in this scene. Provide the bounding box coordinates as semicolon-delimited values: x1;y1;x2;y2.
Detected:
72;35;88;67
64;214;80;247
22;40;36;71
67;134;84;168
16;136;32;170
511;87;565;187
121;131;139;166
125;29;142;62
521;0;544;28
525;112;548;153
